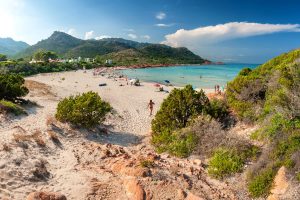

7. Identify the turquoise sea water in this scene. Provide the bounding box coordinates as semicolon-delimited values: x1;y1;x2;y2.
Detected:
120;63;259;89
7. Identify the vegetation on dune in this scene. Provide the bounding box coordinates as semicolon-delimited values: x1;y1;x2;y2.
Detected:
151;85;236;157
226;49;300;197
0;100;27;115
0;74;28;101
208;148;244;178
55;91;112;128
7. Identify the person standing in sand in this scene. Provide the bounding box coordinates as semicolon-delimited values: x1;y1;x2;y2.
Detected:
148;100;155;116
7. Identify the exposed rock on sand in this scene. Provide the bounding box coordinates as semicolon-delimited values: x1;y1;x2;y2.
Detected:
26;191;67;200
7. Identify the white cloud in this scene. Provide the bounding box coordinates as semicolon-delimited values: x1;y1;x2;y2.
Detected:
155;23;174;27
156;12;166;20
128;33;137;39
67;28;76;36
141;35;151;40
84;30;94;40
95;35;112;40
162;22;300;47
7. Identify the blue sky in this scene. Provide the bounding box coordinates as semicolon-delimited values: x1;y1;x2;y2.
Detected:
1;0;300;63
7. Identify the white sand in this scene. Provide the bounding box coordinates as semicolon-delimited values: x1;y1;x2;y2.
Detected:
0;69;214;200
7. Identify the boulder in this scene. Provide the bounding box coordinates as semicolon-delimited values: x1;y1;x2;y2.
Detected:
124;178;145;200
267;166;289;200
185;192;204;200
26;191;67;200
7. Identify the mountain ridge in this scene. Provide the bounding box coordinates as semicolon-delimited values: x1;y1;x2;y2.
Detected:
15;31;208;64
0;37;29;56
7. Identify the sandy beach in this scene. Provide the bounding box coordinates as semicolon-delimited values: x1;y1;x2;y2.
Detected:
1;69;228;200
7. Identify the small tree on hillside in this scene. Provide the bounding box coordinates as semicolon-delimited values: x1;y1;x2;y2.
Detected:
34;50;58;62
0;54;7;61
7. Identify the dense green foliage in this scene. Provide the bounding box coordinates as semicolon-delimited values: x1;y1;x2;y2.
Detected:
151;85;227;157
152;85;209;134
0;60;96;76
208;148;244;178
0;74;28;101
226;49;300;197
248;167;277;198
16;31;207;65
33;50;58;61
0;100;26;115
0;54;7;61
55;91;112;128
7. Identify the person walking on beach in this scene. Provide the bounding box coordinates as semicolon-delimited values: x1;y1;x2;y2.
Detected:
148;100;155;116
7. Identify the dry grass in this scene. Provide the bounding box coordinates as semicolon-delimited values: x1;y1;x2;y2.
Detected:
12;127;46;147
47;130;60;143
13;133;32;143
24;80;55;97
46;116;57;127
32;130;46;147
2;143;11;151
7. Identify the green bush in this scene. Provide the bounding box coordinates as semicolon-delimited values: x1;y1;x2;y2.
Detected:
296;172;300;182
248;167;277;198
151;85;209;157
55;91;112;128
151;130;197;158
0;100;27;115
140;159;154;168
152;85;209;134
208;148;244;178
0;74;29;101
208;98;230;121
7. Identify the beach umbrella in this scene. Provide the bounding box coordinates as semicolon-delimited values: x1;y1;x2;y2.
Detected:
164;80;170;83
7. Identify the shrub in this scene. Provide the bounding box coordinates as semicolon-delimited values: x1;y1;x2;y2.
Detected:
152;85;209;134
55;91;112;128
151;85;209;157
47;130;60;143
0;100;27;115
208;148;244;178
296;172;300;182
0;74;29;101
151;130;197;158
239;67;252;76
140;159;154;168
248;167;277;198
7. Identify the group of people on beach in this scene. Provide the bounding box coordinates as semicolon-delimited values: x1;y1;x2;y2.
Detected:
214;84;224;95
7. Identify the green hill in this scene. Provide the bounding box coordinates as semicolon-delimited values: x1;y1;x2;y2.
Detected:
0;38;29;56
16;31;207;64
226;49;300;197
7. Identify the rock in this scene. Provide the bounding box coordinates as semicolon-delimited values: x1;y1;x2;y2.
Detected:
267;166;289;200
177;189;187;200
111;160;150;177
124;178;145;200
192;159;202;166
26;191;67;200
270;166;289;195
185;192;204;200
